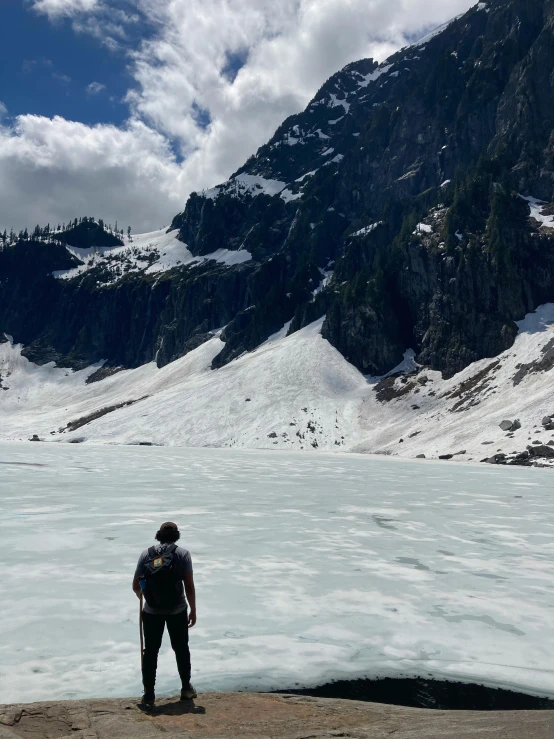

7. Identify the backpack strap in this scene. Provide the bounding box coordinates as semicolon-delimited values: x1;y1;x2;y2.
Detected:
166;544;177;555
147;546;158;558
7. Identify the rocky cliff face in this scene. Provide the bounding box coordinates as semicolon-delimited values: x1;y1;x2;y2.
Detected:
1;0;554;378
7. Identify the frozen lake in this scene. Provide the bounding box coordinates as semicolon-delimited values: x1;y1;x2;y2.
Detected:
1;441;554;705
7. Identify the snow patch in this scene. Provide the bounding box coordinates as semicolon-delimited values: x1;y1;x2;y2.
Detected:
312;269;333;297
385;349;419;378
357;64;393;88
519;195;554;231
295;169;318;183
516;303;554;334
280;189;302;203
202;173;287;201
232;173;287;197
352;222;382;238
328;94;350;114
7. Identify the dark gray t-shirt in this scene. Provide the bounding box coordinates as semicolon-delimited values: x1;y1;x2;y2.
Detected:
135;544;193;615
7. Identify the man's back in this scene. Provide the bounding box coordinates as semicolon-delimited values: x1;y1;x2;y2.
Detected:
132;522;197;708
136;543;192;615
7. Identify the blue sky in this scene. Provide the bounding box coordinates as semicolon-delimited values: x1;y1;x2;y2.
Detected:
0;0;475;234
0;0;133;127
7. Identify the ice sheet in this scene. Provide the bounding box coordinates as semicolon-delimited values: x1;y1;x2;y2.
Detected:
1;443;554;704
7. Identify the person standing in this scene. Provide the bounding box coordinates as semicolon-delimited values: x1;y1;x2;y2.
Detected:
133;521;197;707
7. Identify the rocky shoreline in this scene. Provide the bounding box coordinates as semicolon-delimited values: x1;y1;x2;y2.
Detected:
1;692;553;739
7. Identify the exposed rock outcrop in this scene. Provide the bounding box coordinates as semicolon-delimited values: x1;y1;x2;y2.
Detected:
1;692;553;739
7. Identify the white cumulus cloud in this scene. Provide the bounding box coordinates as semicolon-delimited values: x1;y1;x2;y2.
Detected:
0;116;184;232
2;0;476;233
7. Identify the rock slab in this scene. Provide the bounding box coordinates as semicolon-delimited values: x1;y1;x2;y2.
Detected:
1;693;553;739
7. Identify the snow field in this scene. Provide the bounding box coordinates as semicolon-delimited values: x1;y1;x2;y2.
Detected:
1;306;554;465
1;443;554;705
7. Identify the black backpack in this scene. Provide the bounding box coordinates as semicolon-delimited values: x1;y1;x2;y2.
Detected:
142;544;182;610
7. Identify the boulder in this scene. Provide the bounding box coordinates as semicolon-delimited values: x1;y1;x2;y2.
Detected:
542;416;553;426
439;454;453;460
416;454;426;459
500;420;520;432
509;458;532;467
485;454;507;464
528;445;554;459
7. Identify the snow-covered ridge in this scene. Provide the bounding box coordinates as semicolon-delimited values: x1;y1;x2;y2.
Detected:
1;305;553;468
53;228;252;283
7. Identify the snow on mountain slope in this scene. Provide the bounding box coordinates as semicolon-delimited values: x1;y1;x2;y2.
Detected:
53;227;251;283
203;173;288;201
1;305;553;466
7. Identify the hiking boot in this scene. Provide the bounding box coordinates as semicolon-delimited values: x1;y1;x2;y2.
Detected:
180;683;197;700
141;690;155;708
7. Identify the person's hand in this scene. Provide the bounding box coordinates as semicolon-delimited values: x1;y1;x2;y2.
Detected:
188;608;197;628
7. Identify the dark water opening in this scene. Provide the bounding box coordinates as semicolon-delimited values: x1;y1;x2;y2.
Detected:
279;677;554;711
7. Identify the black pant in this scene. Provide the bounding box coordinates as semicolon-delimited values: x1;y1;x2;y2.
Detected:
141;609;191;692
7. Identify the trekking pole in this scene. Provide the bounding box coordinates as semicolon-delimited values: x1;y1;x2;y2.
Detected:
139;592;144;666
